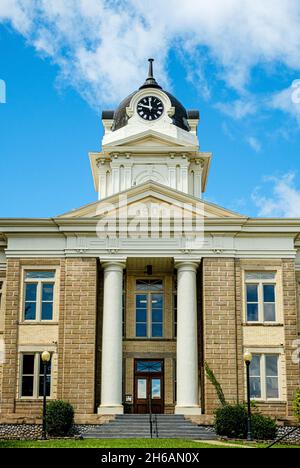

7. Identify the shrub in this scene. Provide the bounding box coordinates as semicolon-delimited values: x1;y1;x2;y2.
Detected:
215;404;248;439
215;404;277;440
251;413;277;440
45;400;74;437
293;389;300;422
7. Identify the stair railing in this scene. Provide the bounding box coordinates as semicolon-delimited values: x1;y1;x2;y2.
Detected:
148;394;153;439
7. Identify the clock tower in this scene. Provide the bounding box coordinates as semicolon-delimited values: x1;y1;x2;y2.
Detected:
89;59;211;201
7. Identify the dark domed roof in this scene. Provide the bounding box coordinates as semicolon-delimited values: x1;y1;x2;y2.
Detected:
110;59;191;133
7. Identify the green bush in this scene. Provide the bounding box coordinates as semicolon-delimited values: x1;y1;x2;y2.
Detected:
215;404;277;440
45;400;74;437
215;405;248;439
251;413;277;440
293;389;300;422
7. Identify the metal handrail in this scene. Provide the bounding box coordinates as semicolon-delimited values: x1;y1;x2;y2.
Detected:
148;394;153;439
154;414;159;438
266;425;300;448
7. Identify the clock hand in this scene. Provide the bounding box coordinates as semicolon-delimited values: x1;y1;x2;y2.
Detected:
139;104;151;110
148;97;153;111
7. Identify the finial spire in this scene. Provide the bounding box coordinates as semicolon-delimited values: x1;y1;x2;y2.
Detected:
139;58;162;90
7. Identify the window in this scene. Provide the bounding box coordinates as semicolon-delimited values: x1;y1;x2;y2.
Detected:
249;354;279;400
23;271;55;321
245;272;276;323
21;353;52;398
135;280;164;338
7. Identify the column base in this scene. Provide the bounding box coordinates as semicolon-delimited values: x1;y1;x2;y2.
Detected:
98;405;124;415
175;406;202;416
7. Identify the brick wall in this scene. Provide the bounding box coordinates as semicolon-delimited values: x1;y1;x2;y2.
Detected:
282;259;300;417
202;258;242;413
0;259;20;414
58;258;97;415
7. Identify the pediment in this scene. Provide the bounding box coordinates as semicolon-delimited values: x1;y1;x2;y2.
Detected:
58;181;243;220
102;129;198;151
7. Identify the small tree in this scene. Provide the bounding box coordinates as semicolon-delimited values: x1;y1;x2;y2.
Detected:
205;362;227;407
293;389;300;422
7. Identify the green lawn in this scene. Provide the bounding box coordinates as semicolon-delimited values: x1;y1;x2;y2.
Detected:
0;438;299;449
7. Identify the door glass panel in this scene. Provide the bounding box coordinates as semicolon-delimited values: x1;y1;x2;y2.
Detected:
137;379;147;399
151;379;161;399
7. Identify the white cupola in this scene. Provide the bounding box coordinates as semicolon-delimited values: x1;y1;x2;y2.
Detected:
89;59;211;200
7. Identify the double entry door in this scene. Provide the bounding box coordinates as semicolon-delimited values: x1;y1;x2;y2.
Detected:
134;359;164;414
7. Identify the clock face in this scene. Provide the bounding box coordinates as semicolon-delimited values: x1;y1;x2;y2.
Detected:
137;96;164;121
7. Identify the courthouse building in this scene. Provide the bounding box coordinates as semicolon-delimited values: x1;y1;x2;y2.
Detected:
0;60;299;422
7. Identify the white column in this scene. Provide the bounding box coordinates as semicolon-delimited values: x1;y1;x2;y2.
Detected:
98;261;125;415
175;261;201;415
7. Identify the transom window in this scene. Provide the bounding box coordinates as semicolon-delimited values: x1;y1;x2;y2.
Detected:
136;361;162;373
21;353;52;398
249;354;279;400
135;279;164;338
23;271;55;321
245;272;276;323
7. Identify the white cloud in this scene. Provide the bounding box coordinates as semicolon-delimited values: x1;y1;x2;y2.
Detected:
252;172;300;217
2;1;300;108
216;98;258;120
271;81;300;125
246;136;261;153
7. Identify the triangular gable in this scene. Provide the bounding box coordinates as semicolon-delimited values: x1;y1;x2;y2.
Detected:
57;181;243;220
102;129;198;150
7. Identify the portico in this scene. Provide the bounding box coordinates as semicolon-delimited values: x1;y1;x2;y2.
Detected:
98;258;201;416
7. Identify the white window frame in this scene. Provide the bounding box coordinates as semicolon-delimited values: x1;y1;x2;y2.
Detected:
245;272;277;323
135;278;164;339
22;270;56;322
249;353;281;402
20;352;52;400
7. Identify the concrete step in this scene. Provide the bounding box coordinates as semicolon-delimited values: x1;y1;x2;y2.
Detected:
82;415;217;440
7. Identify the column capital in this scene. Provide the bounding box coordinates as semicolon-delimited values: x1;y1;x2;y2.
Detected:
101;261;126;273
174;260;200;272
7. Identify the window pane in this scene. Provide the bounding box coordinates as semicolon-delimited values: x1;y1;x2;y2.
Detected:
136;295;147;308
151;379;161;399
245;272;275;280
21;376;34;397
152;323;163;338
247;303;258;322
136;323;147;337
137;379;147;399
136;361;162;373
42;283;54;301
266;355;278;377
247;284;258;302
41;302;53;321
266;378;279;399
39;375;51;397
26;271;55;279
151;294;163;308
23;354;35;374
136;309;147;323
250;377;261;398
152;309;163;323
25;283;37;301
264;303;276;322
24;302;36;321
263;285;275;303
250;355;261;377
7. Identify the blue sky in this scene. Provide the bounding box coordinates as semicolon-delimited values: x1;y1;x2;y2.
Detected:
1;1;300;218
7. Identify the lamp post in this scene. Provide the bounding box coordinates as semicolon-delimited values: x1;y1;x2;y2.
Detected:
244;350;253;441
41;351;51;440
